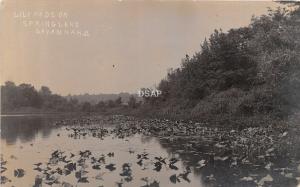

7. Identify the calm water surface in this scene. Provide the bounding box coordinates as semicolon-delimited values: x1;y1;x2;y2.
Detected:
1;115;206;187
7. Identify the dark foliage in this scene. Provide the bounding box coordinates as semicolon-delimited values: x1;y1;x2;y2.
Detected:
0;81;135;113
143;6;300;121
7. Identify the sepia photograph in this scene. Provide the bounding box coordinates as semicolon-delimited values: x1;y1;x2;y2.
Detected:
0;0;300;187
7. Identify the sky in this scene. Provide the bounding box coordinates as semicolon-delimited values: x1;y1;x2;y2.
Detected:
0;0;284;95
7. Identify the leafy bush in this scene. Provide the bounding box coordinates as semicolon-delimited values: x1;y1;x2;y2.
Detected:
149;6;300;123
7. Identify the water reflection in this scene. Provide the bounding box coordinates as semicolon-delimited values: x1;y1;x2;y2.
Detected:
1;115;63;144
1;115;61;144
1;115;299;187
0;115;204;187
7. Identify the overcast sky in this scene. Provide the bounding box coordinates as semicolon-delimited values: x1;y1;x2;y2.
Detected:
0;0;284;95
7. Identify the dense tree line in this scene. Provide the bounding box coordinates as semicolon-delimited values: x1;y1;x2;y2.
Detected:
1;81;139;113
2;5;299;122
144;6;300;120
1;81;76;112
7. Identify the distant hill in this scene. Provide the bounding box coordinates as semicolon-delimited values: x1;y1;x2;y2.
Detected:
65;93;142;104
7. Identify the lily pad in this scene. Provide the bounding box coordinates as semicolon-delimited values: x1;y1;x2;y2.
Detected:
14;168;25;178
169;174;177;184
105;163;116;171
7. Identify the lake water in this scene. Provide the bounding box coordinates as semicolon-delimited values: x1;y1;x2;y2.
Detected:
1;115;299;187
1;115;206;187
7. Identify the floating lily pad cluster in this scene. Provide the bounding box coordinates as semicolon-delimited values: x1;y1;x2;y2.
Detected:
55;115;300;186
29;149;193;187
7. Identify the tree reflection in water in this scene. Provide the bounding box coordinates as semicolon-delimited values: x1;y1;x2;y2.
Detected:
1;115;61;144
